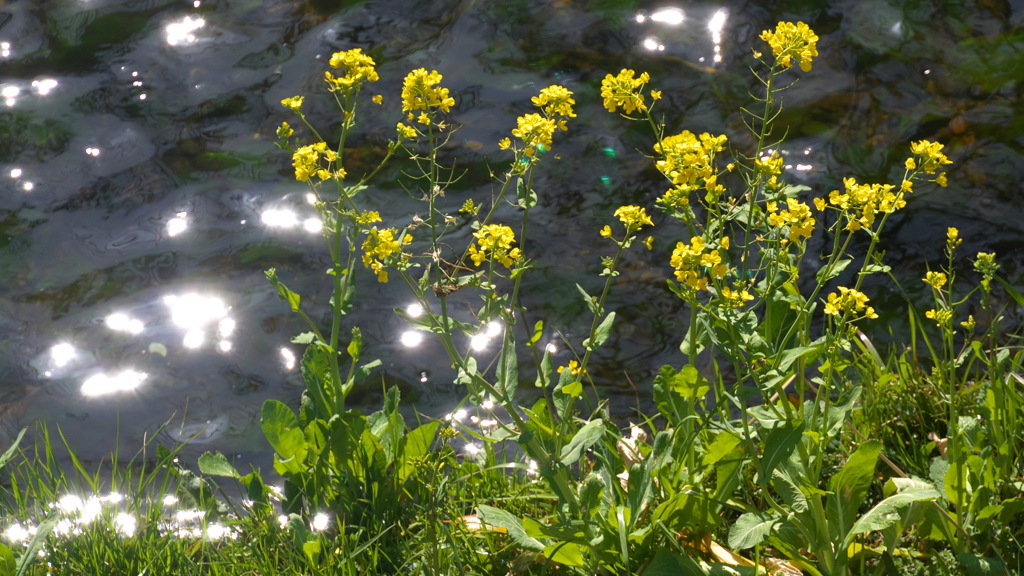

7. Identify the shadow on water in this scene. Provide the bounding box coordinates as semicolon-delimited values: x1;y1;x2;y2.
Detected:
1;0;1023;474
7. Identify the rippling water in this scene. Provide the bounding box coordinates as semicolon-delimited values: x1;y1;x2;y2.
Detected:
2;0;1022;470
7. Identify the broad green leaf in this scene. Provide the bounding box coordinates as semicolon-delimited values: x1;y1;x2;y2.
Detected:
702;430;741;467
477;505;545;552
728;511;780;550
495;328;518;401
559;419;605;465
261;400;308;475
817;258;852;283
827;440;882;542
956;553;1006;576
300;345;332;419
847;486;940;536
198;451;241;478
522;517;587;542
756;419;804;484
0;543;14;576
15;512;59;576
543;542;584;567
670;365;709;398
516;177;538;209
346;326;362;362
583;312;616;350
560;379;583;397
576;283;600;315
641;548;703;576
290;332;317;345
399;421;440;482
535;348;553;389
777;345;821;373
302;541;321;564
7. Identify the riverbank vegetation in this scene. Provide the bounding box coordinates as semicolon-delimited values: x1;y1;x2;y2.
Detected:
1;22;1021;576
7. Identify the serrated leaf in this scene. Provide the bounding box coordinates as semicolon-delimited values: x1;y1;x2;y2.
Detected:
728;511;780;549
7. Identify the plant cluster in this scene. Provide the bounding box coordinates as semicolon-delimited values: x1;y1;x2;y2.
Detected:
1;24;1022;576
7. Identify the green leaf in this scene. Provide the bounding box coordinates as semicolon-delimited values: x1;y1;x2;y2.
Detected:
777;345;822;373
535;348;553;389
560;379;583;397
302;541;321;564
476;505;545;552
261;400;308;475
669;365;709;398
956;553;1006;576
399;421;439;482
828;440;882;542
728;511;780;550
495;328;518;401
0;543;14;576
702;430;742;467
543;542;584;567
290;332;318;345
559;419;605;465
198;451;241;478
817;258;852;283
756;420;804;484
527;320;544;346
346;326;362;362
516;177;538;209
847;485;940;536
15;512;59;576
0;428;26;472
300;344;333;419
583;312;615;350
641;548;701;576
576;283;600;315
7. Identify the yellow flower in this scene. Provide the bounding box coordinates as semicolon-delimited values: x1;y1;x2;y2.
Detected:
670;236;726;291
397;122;418;140
361;227;407;282
292;142;328;182
813;197;826;211
905;157;916;170
910;140;952;174
650;90;662;100
767;197;815;243
961;315;976;331
759;21;819;72
719;286;754;309
823;286;878;319
653;130;728;209
417;112;431;125
613;205;654;233
531;85;576;119
755;152;784;175
600;225;613;238
925;308;952;326
923;271;947;289
974;252;999;279
600;69;650;114
356;211;382;225
643;236;654;250
720;236;730;250
276;122;294;140
557;360;584;376
281;96;304;111
498;137;511;150
511;113;557;156
947;227;962;250
936;173;948;187
327;48;379;94
401;68;455;113
372;94;383;105
468;224;520;268
828;177;906;232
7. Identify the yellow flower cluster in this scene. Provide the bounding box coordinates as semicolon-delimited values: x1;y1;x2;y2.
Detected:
923;271;947;289
531;85;576;127
719;286;754;309
324;48;379;94
654;131;728;209
277;122;294;139
909;140;952;174
511;113;557;156
767;198;815;243
613;205;654;233
925;308;952;326
823;287;878;319
759;21;819;72
396;122;418;140
600;69;650;114
281;96;304;111
292;142;343;182
821;177;906;232
468;224;521;268
947;227;962;250
557;360;584;376
356;211;382;226
361;227;409;283
400;69;455;113
670;236;728;290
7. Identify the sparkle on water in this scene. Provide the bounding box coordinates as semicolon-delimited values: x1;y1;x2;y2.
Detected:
165;15;205;46
80;369;147;397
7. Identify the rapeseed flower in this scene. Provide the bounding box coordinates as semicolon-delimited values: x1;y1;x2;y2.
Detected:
467;224;521;268
401;69;455;113
600;69;650;114
823;287;878;319
925;308;952;326
654;130;727;209
670;236;728;290
719;286;754;309
767;198;815;243
292;142;328;182
910;140;952;174
947;227;962;250
511;113;556;156
281;96;304;111
557;360;584;376
325;48;379;94
532;85;576;127
923;271;947;289
613;205;654;233
827;177;906;232
361;227;410;283
760;21;818;72
396;123;417;140
277;122;294;140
